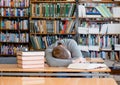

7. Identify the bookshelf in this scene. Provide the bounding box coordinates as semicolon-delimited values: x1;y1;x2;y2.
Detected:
0;0;30;56
0;0;119;62
77;0;120;60
29;0;76;50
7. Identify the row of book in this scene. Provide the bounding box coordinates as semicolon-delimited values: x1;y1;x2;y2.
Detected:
87;51;119;60
1;45;28;55
30;20;75;34
0;8;29;17
78;4;120;17
88;35;99;46
78;23;120;34
1;20;28;30
17;51;45;68
100;35;119;49
0;33;29;43
30;35;73;50
78;34;88;45
31;3;75;17
0;0;29;7
78;35;119;50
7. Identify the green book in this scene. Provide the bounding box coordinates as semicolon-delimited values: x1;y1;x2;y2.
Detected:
30;36;36;49
65;3;70;17
36;4;40;16
96;5;107;17
51;4;54;17
102;5;112;17
57;3;60;17
45;3;49;17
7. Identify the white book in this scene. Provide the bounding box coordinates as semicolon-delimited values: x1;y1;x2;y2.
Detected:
86;15;101;18
89;28;99;34
68;63;108;70
101;47;112;51
100;24;108;34
17;60;44;65
78;5;86;17
17;56;44;60
112;7;120;17
17;51;45;56
107;24;120;34
78;27;88;34
89;46;100;51
115;44;120;51
78;45;89;52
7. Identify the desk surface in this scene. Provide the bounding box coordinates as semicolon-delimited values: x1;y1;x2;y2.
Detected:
0;77;117;85
0;64;110;73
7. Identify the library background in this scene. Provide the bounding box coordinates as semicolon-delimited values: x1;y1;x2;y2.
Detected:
0;0;120;85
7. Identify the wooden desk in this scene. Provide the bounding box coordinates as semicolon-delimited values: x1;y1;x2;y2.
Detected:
0;64;110;77
0;77;118;85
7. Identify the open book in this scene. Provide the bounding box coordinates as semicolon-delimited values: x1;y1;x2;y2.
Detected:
68;63;108;70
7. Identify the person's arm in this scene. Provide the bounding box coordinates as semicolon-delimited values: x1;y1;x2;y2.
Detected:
45;40;73;67
66;39;83;59
45;39;85;67
45;48;72;67
65;39;86;63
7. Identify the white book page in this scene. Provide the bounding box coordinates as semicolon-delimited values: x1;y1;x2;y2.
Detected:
68;63;108;70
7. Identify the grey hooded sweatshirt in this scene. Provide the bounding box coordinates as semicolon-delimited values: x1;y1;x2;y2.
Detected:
45;39;83;67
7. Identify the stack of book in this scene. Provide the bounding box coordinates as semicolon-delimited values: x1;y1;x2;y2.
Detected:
17;51;45;68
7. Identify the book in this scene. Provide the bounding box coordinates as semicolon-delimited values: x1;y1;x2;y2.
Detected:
95;5;112;17
100;24;108;34
78;5;86;17
17;55;44;60
18;64;44;68
89;46;100;51
107;24;120;34
78;45;89;52
17;60;44;65
88;28;99;34
78;27;88;34
17;51;45;56
68;63;108;70
112;7;120;17
115;44;120;51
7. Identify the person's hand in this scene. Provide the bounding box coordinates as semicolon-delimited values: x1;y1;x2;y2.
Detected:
79;57;86;63
72;57;87;63
72;58;80;63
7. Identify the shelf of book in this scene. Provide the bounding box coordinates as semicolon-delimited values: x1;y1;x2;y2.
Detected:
0;0;30;56
29;0;76;50
77;0;120;60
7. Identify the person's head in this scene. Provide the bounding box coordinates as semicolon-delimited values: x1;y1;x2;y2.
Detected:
52;42;71;59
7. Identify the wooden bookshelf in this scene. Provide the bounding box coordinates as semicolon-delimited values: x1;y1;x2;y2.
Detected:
0;0;120;61
0;0;30;56
77;0;120;60
29;0;76;50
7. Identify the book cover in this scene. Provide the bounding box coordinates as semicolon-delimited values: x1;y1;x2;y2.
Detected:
17;51;45;56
